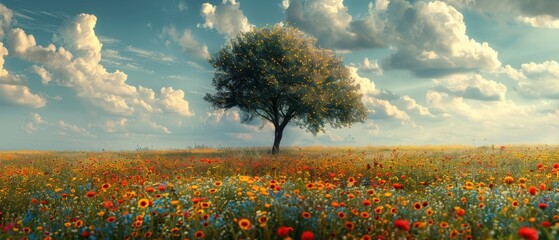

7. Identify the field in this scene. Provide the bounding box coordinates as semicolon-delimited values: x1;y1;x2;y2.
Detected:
1;145;559;239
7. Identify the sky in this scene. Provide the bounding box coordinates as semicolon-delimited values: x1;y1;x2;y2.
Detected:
0;0;558;150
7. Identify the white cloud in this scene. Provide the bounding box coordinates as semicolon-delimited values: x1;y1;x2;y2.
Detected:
449;0;559;29
103;118;128;133
23;112;46;133
376;0;390;12
0;42;46;108
349;66;409;121
59;120;94;137
161;26;210;59
285;0;386;50
160;87;194;116
31;65;51;84
199;0;253;38
126;46;176;62
431;74;507;101
426;90;533;122
517;15;559;28
6;13;194;117
359;57;383;75
0;4;12;38
383;0;501;77
505;61;559;99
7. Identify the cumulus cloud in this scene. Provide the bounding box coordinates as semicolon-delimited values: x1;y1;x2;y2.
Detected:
517;15;559;28
199;0;253;38
160;87;194;116
5;13;194;117
449;0;559;29
23;112;46;133
59;120;94;137
383;0;501;77
162;25;210;59
427;90;534;124
431;74;507;101
31;65;51;84
359;57;383;75
504;61;559;99
349;66;431;121
0;4;12;38
0;42;46;108
284;0;386;50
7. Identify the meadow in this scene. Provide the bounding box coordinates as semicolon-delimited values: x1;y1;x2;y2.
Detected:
1;145;558;239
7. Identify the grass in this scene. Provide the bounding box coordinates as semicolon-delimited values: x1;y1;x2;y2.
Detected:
1;145;559;239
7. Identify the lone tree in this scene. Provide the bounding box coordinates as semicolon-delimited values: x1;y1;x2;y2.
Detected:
204;25;367;154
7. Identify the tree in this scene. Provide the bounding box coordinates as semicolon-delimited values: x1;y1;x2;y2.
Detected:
204;25;367;154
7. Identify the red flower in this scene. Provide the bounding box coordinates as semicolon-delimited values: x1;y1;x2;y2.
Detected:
393;183;403;189
518;226;538;240
362;199;372;206
553;163;559;169
81;231;90;238
85;191;96;198
301;231;315;240
538;203;548;209
394;219;410;231
541;221;551;228
528;186;537;196
276;226;293;238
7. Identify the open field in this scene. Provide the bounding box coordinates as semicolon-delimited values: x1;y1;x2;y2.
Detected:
1;145;559;239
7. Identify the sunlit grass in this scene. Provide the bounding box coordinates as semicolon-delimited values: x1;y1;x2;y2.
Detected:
1;145;558;239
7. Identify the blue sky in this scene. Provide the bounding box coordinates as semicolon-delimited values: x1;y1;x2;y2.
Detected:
1;0;558;150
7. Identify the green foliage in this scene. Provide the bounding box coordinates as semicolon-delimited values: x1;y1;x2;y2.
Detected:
204;25;367;135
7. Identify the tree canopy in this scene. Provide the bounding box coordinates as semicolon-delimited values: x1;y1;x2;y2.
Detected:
204;25;367;154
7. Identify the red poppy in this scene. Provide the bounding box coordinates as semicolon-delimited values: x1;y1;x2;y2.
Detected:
301;231;315;240
528;186;537;196
541;221;551;228
393;183;403;189
345;221;355;231
85;191;96;198
518;226;538;240
394;219;410;231
362;199;372;206
538;203;548;209
277;226;293;238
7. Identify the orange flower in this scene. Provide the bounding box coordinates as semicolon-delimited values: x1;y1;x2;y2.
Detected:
504;176;514;184
238;218;251;230
413;202;422;210
337;212;346;219
74;220;84;228
360;211;370;219
374;206;383;214
302;211;311;219
362;199;372;206
195;230;205;238
101;183;111;190
200;202;211;208
345;221;355;231
138;198;150;208
258;215;268;227
512;201;520;207
440;222;449;229
144;232;153;238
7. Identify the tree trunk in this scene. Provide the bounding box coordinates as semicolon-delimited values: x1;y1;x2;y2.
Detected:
271;126;283;155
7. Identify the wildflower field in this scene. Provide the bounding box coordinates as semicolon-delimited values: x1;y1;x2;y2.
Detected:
1;145;559;239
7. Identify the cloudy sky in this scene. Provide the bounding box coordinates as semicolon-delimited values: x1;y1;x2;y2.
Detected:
1;0;558;150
